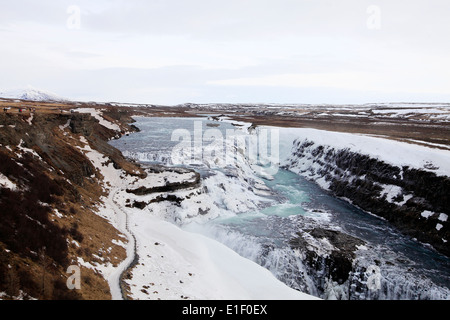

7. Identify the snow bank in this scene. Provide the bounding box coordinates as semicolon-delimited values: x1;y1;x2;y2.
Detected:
275;127;450;177
127;212;316;300
73;108;121;131
17;139;42;160
0;173;17;190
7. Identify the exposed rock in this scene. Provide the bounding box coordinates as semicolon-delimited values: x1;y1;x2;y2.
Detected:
126;168;200;195
198;207;210;215
149;194;184;206
132;201;148;209
289;228;365;285
70;113;97;136
130;194;185;209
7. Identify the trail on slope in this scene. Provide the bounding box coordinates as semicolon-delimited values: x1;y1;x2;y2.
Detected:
106;187;138;300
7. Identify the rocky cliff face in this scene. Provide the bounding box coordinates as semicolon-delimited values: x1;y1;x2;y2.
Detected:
284;139;450;257
0;108;142;300
288;227;366;298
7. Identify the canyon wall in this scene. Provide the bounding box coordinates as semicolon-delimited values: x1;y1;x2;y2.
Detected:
284;139;449;257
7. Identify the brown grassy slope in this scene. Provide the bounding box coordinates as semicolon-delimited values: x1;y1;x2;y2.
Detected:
0;104;142;300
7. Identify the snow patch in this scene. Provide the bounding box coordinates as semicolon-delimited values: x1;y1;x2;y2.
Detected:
17;139;42;160
73;108;120;132
0;173;17;190
421;211;435;219
126;212;316;300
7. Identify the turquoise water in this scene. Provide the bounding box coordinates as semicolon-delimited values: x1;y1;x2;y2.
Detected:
201;167;450;298
262;170;310;216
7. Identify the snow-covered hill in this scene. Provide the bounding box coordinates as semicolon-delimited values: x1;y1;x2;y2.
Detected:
0;86;67;102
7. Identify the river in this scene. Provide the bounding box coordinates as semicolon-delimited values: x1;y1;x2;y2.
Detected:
110;116;450;300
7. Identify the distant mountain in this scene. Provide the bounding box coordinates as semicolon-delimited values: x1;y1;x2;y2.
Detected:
0;86;68;102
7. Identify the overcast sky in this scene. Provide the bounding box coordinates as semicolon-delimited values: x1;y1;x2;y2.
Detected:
1;0;449;105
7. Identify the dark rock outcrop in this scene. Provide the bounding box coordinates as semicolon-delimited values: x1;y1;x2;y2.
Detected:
129;194;184;209
126;167;200;196
289;228;365;285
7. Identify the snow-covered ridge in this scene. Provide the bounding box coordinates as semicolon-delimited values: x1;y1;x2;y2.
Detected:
0;86;68;102
278;127;450;177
